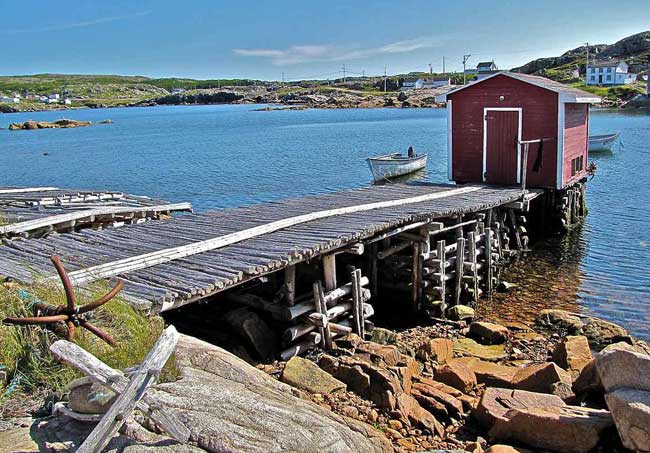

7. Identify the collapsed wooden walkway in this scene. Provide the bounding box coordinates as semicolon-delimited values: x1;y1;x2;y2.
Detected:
0;187;192;238
0;183;525;312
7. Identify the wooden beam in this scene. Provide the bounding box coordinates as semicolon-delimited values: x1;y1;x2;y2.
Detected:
0;202;193;236
57;186;482;286
0;186;59;194
285;266;296;306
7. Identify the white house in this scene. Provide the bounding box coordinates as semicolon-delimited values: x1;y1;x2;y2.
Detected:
64;98;72;105
476;61;498;80
48;93;60;100
0;96;20;103
43;97;58;104
586;60;637;86
402;78;424;90
421;77;451;89
171;88;186;94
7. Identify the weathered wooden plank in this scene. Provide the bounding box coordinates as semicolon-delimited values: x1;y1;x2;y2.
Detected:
74;326;180;453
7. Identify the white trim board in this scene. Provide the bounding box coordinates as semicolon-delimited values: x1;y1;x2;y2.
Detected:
54;186;483;287
556;98;565;189
447;100;453;181
482;107;523;184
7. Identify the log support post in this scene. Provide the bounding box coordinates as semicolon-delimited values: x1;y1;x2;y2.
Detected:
312;281;332;349
468;231;479;306
412;242;423;311
455;237;465;306
485;229;493;295
285;265;296;306
322;254;337;292
437;239;447;317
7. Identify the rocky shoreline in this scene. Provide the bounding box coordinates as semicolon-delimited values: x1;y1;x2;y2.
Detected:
7;119;112;130
3;305;649;452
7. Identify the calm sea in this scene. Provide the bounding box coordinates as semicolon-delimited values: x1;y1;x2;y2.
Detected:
1;105;649;338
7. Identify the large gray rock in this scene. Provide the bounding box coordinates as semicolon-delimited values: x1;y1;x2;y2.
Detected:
223;307;278;361
67;378;116;414
148;335;391;453
596;348;650;392
605;389;650;452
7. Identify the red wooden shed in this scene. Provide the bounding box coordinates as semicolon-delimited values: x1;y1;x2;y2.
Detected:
438;72;600;189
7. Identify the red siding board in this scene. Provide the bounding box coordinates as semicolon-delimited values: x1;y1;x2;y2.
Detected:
563;103;589;186
449;74;560;188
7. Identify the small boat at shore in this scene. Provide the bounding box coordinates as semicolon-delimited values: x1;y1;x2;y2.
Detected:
367;151;428;182
589;132;619;153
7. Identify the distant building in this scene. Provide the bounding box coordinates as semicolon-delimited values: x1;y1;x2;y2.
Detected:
476;61;499;80
0;96;20;103
171;88;186;94
421;77;451;89
402;78;424;90
44;97;58;104
586;60;636;86
48;93;60;100
64;98;72;105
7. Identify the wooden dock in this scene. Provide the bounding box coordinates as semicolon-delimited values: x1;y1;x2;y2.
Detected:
0;187;192;238
0;183;525;311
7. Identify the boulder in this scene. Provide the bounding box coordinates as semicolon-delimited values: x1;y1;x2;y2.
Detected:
147;335;392;452
605;388;650;452
281;357;346;395
489;405;613;453
596;348;650;392
395;392;444;436
470;322;509;344
536;309;584;333
411;377;464;418
573;342;641;395
320;354;401;409
370;327;398;345
474;387;565;429
355;341;401;367
67;378;116;414
447;305;475;321
454;338;506;361
512;363;574;400
453;357;517;388
552;336;592;377
416;338;454;364
582;318;631;350
485;445;533;453
223;307;278;361
434;361;477;393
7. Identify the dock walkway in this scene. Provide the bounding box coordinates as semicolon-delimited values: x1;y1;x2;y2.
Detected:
0;183;524;311
0;187;192;238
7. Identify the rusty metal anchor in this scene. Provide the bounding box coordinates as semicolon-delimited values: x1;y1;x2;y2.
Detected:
3;255;124;346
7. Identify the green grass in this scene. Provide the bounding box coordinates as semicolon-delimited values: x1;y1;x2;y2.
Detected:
0;279;177;407
571;81;645;100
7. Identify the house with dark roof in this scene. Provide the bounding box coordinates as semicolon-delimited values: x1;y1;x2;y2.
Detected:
586;60;636;86
476;61;498;80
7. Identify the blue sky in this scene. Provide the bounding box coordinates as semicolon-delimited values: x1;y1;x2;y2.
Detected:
1;0;647;80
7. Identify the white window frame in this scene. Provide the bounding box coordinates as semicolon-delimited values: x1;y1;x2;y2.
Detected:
482;107;523;184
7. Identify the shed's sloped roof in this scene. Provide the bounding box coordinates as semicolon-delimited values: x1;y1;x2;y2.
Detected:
437;71;601;103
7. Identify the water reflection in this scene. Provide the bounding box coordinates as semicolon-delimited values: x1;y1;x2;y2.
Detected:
478;224;588;325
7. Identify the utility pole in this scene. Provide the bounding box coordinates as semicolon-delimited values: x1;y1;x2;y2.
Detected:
384;66;387;92
342;64;346;83
584;42;589;83
443;56;446;75
282;72;285;84
462;54;471;85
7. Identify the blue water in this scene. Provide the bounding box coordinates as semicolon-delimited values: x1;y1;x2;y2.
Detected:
1;105;649;338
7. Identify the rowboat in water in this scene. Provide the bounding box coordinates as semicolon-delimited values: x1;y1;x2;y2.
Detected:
367;152;428;182
588;132;619;153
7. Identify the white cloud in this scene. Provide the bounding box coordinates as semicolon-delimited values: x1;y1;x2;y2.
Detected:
233;37;441;65
3;11;151;34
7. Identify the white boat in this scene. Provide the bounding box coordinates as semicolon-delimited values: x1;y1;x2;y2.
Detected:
367;153;428;182
588;133;619;153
